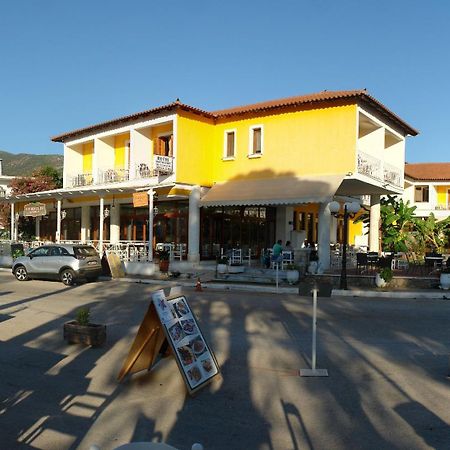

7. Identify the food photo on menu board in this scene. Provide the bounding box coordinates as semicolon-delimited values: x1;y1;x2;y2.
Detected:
151;291;220;391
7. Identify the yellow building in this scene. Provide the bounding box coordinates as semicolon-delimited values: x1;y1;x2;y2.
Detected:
8;90;417;269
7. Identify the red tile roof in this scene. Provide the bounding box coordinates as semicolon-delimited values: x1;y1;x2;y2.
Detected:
404;163;450;181
51;90;418;143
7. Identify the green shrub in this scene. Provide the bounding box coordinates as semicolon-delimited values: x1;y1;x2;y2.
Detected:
379;267;393;283
76;307;90;326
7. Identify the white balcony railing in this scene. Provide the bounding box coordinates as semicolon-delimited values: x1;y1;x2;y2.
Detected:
97;168;130;184
135;156;174;179
383;161;402;187
70;173;94;187
357;151;402;188
357;151;382;181
67;156;174;188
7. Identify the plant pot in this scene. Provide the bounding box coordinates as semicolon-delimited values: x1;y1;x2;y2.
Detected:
63;321;106;347
286;270;299;285
217;263;228;274
375;273;387;288
440;273;450;290
159;260;170;273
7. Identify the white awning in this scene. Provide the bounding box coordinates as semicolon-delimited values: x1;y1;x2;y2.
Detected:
200;174;345;207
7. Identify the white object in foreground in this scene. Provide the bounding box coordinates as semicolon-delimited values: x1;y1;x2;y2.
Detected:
300;288;329;377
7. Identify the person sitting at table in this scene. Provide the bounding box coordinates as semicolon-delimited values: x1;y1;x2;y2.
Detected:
284;240;294;252
271;239;283;265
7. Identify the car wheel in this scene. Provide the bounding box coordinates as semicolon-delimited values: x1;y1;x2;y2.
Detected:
60;268;75;286
14;265;29;281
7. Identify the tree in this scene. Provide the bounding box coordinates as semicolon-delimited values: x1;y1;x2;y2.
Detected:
356;195;418;253
413;213;450;254
0;168;60;240
33;166;63;188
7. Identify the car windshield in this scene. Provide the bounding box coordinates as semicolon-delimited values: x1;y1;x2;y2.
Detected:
74;246;98;257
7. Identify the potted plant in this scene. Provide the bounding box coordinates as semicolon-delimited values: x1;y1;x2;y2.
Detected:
63;307;106;347
217;256;228;275
285;264;300;285
158;249;170;273
375;267;393;288
439;263;450;290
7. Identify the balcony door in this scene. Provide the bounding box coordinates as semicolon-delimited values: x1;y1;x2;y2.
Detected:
155;134;173;157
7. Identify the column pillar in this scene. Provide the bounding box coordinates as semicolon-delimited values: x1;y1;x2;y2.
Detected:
35;217;41;241
81;205;91;242
110;202;120;244
148;189;154;261
99;197;104;254
318;202;331;270
330;216;338;244
10;203;15;241
188;185;200;263
369;195;380;252
275;206;294;243
56;199;61;243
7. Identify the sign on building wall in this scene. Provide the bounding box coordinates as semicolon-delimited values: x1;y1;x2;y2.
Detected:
23;202;47;217
133;192;148;208
154;155;173;174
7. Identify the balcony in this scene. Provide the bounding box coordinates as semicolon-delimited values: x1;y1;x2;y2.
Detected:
357;151;402;188
98;168;130;184
135;156;174;180
70;173;94;187
66;156;174;188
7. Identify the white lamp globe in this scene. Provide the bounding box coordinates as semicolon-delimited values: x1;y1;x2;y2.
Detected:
346;201;361;214
328;201;340;214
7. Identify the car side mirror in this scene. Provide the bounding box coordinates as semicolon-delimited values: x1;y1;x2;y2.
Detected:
28;255;33;259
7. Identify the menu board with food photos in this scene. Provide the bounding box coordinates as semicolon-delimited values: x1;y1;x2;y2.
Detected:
152;289;220;394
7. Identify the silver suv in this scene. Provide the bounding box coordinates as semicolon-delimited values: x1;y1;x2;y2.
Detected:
12;244;102;286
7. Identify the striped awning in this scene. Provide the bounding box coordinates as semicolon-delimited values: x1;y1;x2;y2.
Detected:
200;174;345;207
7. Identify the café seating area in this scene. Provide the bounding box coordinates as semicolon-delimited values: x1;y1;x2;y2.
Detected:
337;247;448;277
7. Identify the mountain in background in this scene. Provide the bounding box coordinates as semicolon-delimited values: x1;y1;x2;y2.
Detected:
0;150;63;176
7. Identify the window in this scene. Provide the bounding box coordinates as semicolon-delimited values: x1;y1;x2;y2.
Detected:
223;130;236;159
249;125;263;156
414;185;429;202
30;247;50;257
155;134;173;157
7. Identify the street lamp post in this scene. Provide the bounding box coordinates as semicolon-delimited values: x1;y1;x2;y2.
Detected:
329;201;361;290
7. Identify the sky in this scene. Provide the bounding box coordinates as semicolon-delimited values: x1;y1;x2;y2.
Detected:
0;0;449;162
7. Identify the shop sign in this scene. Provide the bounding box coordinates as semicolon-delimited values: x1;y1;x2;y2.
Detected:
23;202;47;217
154;155;173;174
133;192;148;208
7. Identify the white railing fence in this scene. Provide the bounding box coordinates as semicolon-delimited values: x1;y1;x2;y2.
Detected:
357;151;402;188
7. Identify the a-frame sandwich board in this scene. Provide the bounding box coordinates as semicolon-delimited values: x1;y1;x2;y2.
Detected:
117;302;167;382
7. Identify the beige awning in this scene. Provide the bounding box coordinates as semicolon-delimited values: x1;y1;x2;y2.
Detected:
200;174;345;207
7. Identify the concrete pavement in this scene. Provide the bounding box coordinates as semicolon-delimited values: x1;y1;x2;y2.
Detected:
0;271;449;450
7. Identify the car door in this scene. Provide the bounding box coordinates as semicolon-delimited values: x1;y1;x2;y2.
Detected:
48;246;66;275
27;246;51;275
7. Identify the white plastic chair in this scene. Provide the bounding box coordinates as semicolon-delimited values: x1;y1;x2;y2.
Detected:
229;248;242;265
242;248;252;266
281;251;294;269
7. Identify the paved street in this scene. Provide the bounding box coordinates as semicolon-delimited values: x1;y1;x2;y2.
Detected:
0;271;449;450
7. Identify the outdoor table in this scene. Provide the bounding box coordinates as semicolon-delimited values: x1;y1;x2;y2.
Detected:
425;256;444;268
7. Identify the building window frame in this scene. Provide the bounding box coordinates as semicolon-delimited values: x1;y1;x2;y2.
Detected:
414;185;430;203
223;129;237;160
248;125;264;158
